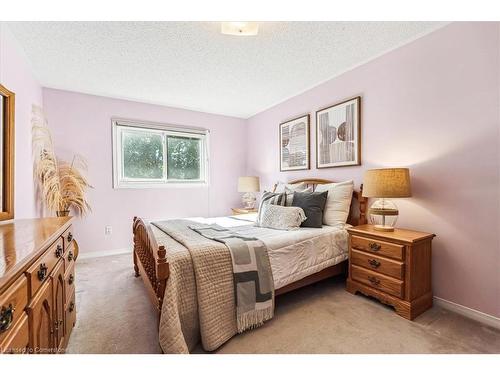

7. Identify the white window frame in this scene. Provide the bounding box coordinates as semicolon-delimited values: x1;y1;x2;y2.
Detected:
112;118;210;189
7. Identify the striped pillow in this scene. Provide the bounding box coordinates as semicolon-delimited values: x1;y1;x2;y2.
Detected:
256;191;293;225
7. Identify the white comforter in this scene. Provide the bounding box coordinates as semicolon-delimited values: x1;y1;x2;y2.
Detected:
184;213;349;289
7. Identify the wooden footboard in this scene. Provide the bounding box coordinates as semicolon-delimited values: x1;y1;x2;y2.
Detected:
133;217;169;314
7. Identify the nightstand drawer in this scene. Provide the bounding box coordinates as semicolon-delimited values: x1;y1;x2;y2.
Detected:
351;265;404;298
351;249;404;279
351;235;403;260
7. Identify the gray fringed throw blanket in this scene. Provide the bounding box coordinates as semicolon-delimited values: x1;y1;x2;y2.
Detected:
189;224;274;332
151;219;274;353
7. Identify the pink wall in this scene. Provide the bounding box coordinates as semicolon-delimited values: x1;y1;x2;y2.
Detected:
42;89;247;254
246;22;500;318
0;25;43;218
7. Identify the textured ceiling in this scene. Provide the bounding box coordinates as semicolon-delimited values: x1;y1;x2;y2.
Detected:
7;22;446;118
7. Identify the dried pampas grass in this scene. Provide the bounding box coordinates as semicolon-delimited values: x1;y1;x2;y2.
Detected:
32;105;92;216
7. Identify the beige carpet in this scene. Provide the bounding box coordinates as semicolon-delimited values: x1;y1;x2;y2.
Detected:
67;253;500;354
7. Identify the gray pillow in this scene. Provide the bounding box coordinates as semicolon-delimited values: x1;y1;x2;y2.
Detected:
291;191;329;228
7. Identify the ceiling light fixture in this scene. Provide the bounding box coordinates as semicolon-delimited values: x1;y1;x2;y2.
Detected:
221;22;259;36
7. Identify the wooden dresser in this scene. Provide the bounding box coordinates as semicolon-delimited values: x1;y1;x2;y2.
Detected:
0;217;77;354
346;224;435;320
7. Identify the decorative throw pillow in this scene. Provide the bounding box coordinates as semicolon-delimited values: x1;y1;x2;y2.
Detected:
256;191;293;225
291;191;329;228
257;205;307;230
315;180;354;226
284;186;313;194
274;181;309;193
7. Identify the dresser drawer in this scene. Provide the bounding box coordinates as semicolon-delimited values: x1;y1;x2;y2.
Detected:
26;238;64;297
65;289;76;339
0;276;28;344
351;265;404;298
0;313;29;354
62;225;74;251
64;243;77;273
65;261;76;304
351;249;404;279
351;235;403;260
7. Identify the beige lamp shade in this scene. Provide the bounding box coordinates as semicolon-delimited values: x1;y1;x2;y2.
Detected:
238;176;260;193
362;168;411;198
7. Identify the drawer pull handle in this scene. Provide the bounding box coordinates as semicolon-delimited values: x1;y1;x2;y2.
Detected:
69;301;75;312
68;274;74;285
67;250;74;262
54;319;63;330
37;263;48;281
55;244;63;258
67;232;73;243
368;276;380;285
0;304;15;333
368;259;381;268
369;242;381;251
54;319;64;331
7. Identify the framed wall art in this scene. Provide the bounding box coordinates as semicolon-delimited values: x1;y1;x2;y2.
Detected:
279;114;310;171
316;96;361;168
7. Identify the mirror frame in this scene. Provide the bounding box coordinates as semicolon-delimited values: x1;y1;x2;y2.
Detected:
0;84;15;221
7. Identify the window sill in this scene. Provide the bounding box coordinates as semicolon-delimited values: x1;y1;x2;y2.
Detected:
113;181;209;189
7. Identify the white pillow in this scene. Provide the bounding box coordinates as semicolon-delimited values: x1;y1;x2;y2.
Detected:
315;180;354;226
275;182;309;193
256;204;306;230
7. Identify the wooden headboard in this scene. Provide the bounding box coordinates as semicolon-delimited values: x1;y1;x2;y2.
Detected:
273;178;367;226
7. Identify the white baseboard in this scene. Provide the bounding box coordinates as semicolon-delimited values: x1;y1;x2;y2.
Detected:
433;296;500;330
78;247;132;260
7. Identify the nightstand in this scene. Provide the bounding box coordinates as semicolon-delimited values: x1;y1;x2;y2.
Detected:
346;224;435;320
231;208;258;215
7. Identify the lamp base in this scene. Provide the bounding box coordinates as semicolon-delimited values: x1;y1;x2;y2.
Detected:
373;224;395;232
369;198;399;231
242;192;256;209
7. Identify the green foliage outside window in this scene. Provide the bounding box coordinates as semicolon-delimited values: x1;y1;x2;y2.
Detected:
167;136;201;180
122;130;164;179
121;129;202;181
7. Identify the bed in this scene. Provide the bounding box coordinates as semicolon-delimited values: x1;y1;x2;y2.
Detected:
132;178;367;352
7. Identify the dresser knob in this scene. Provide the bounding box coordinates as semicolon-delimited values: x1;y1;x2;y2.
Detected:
69;301;75;312
67;232;73;243
54;319;63;330
368;276;380;285
369;242;381;251
67;250;74;262
37;263;48;281
0;304;15;333
55;245;63;258
368;259;381;268
68;274;74;285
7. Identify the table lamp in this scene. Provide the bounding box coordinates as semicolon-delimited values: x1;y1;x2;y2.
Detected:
238;176;260;209
362;168;412;231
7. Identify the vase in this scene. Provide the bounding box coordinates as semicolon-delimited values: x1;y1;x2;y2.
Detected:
56;210;70;217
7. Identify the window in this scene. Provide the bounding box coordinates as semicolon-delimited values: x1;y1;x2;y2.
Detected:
112;119;209;188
